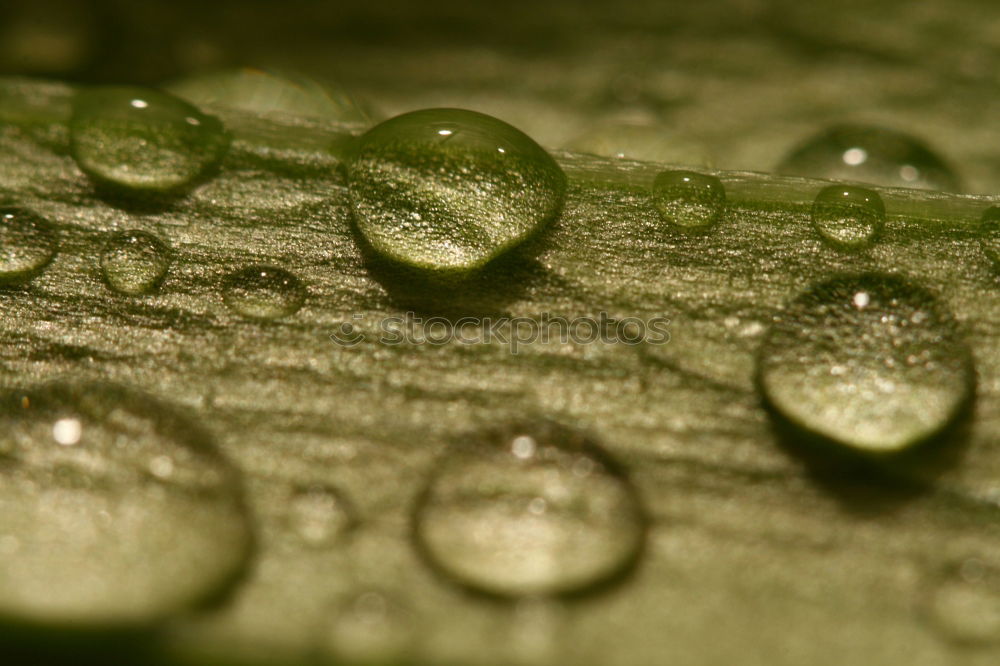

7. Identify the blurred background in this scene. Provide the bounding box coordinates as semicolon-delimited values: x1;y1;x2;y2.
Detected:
3;0;1000;191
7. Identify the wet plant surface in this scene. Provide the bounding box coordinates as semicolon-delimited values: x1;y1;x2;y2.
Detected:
2;2;1000;664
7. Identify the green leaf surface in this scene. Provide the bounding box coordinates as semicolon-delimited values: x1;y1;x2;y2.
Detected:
0;44;999;666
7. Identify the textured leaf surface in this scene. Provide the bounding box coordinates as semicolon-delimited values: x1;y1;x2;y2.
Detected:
1;6;1000;660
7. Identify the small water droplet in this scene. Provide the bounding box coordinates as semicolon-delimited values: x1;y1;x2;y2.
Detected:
924;559;1000;645
413;421;645;597
70;86;230;194
222;265;305;320
345;108;566;272
756;274;974;454
506;598;566;665
777;124;960;191
100;230;171;295
325;590;416;663
651;170;725;230
168;67;372;123
979;206;1000;269
287;485;356;547
0;381;251;627
810;185;885;251
0;207;57;286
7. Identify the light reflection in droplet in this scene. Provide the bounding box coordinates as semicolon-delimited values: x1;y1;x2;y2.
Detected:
842;147;867;166
52;417;81;446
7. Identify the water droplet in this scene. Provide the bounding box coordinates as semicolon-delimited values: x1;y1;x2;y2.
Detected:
651;170;725;230
565;122;712;165
0;382;251;627
168;67;372;123
413;421;645;597
924;559;1000;645
756;274;974;455
980;206;1000;269
505;599;566;665
100;230;171;295
325;590;416;663
777;124;960;191
287;485;356;547
345;108;566;272
222;265;305;320
810;185;885;251
70;86;230;194
0;207;57;285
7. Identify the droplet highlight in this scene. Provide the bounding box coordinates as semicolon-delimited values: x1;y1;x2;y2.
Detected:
0;207;57;285
777;124;960;191
0;382;251;627
651;170;725;230
810;185;885;251
100;229;171;295
756;274;974;455
223;264;305;320
70;86;230;194
413;421;645;597
345;108;566;272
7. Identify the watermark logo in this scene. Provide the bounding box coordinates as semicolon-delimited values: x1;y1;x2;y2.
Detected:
330;312;670;354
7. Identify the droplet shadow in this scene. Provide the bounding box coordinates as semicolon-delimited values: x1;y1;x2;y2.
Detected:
761;389;976;517
89;174;216;215
352;219;561;319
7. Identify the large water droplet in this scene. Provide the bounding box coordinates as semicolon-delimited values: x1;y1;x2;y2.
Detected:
777;124;960;191
100;230;171;295
810;185;885;251
980;206;1000;269
168;67;372;123
222;265;305;320
345;108;566;272
651;170;725;230
0;207;57;285
923;559;1000;646
70;86;230;194
0;382;251;627
756;274;974;455
413;422;645;597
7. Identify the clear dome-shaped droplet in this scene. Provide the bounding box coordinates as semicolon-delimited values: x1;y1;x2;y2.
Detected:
100;229;171;295
980;206;1000;269
923;559;1000;645
651;170;725;230
810;185;885;251
70;86;230;194
413;422;645;597
0;206;57;285
345;108;566;272
168;67;372;124
756;274;974;455
777;124;960;191
0;382;251;627
223;264;305;320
